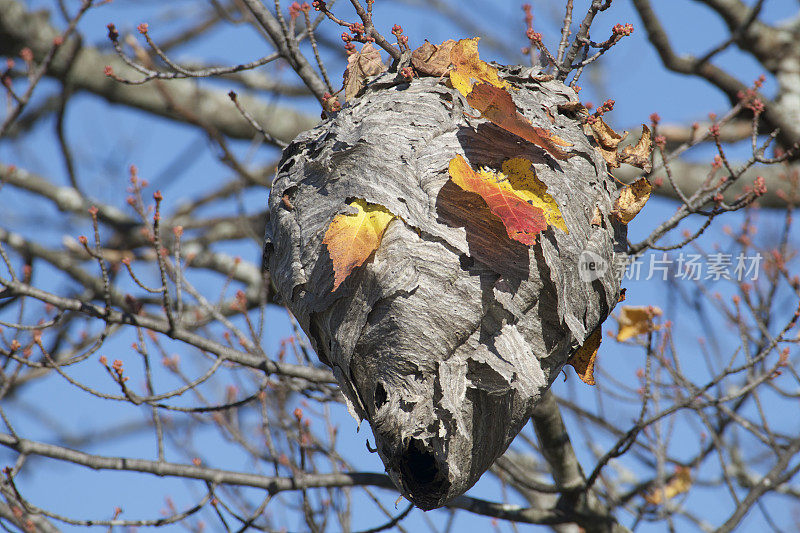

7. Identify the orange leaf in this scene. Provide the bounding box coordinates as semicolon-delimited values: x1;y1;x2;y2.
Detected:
567;327;602;386
466;83;573;160
322;199;395;290
448;155;547;245
448;37;510;96
498;158;569;234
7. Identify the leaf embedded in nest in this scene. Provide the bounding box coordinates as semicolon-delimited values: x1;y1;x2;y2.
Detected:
411;39;456;76
612;177;652;224
616;305;662;341
448;37;510;97
323;199;396;290
620;125;654;172
448;155;568;245
567;327;602;385
343;43;388;101
500;157;569;234
466;83;573;160
590;205;603;227
644;467;692;505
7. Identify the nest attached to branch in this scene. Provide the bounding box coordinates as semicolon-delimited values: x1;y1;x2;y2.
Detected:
265;60;625;510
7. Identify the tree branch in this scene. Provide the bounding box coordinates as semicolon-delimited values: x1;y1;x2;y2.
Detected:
237;0;330;100
0;279;336;384
632;0;800;149
0;432;392;493
0;0;317;143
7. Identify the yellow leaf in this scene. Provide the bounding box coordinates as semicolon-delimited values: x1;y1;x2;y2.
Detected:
616;306;662;341
500;158;569;234
645;467;692;505
448;37;510;97
447;156;568;245
567;327;602;386
322;199;395;290
612;177;652;224
448;155;546;245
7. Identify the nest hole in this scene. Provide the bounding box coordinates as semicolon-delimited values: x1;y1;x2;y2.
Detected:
374;382;388;410
401;438;440;486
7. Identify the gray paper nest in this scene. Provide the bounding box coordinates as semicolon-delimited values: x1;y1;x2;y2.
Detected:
264;63;626;510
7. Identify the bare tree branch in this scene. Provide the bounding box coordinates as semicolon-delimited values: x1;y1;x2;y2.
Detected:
0;0;317;143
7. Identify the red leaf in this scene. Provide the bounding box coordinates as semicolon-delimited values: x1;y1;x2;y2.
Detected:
448;155;547;245
466;83;573;160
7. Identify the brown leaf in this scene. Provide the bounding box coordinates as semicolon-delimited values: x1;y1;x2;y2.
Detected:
620;125;653;173
590;205;603;227
612;177;652;224
616;305;662;341
599;146;621;168
590;117;627;149
411;39;456;77
590;117;628;169
343;43;388;101
567;327;602;386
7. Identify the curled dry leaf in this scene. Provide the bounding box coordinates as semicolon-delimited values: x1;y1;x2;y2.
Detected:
411;39;456;77
612;177;652;224
343;43;388;101
589;116;628;168
644;466;692;505
590;116;627;150
448;155;569;245
567;326;602;386
322;199;396;290
448;37;510;97
616;305;662;341
620;125;654;173
466;83;573;160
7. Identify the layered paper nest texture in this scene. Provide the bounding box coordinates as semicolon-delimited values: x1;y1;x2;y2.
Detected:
265;64;625;509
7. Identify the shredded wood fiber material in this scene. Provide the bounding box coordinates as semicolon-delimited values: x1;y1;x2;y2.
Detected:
265;63;625;509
